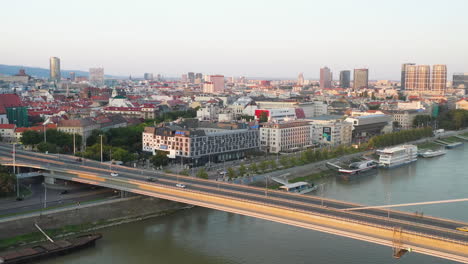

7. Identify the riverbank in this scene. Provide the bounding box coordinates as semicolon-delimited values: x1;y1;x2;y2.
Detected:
0;196;189;251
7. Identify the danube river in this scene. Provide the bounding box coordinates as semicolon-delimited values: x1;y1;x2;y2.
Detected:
40;145;467;264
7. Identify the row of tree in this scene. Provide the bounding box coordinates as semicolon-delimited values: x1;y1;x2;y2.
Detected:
21;129;82;154
367;127;433;148
438;109;468;130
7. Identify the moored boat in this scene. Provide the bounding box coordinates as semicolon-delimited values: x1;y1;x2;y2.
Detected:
419;149;446;158
445;142;463;149
0;234;102;264
338;160;378;174
378;145;418;169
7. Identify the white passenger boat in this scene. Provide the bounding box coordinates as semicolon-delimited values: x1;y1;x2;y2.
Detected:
419;149;446;158
378;145;418;169
279;182;318;194
338;160;378;174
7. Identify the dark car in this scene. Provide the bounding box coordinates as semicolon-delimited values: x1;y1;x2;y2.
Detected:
146;177;157;182
60;190;69;195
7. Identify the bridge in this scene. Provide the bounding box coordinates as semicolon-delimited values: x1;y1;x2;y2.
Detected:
0;144;467;263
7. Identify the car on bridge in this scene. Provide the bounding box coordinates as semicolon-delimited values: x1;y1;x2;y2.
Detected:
110;172;119;177
176;183;186;188
146;177;157;182
456;226;468;232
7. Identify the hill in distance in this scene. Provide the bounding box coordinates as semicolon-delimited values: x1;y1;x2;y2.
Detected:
0;64;120;79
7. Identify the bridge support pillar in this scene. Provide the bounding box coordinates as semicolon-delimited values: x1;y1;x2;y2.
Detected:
44;176;56;185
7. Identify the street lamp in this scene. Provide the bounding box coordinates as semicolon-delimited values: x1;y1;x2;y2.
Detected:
100;134;103;163
13;143;20;200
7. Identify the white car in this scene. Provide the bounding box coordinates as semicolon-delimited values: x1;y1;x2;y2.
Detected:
176;183;186;188
110;172;119;177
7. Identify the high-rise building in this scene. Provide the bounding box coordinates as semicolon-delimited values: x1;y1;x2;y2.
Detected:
431;64;447;95
49;57;61;82
188;72;195;83
297;73;304;85
401;63;415;90
320;67;332;88
181;74;188;82
453;73;468;90
339;70;351;88
144;73;154;80
69;72;76;81
203;75;225;94
353;69;368;89
405;65;430;93
89;68;104;84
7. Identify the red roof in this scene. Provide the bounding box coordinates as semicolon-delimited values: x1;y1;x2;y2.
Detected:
0;94;22;114
0;124;15;129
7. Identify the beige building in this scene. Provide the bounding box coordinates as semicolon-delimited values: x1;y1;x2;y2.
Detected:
260;120;312;153
456;99;468;110
310;117;353;146
388;110;429;130
58;118;100;145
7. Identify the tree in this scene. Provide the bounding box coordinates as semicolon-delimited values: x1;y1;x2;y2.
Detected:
258;161;268;172
238;164;247;176
0;165;15;195
227;167;236;179
180;169;190;176
150;151;169;168
196;168;208;179
268;160;278;170
279;156;289;168
21;130;42;146
249;163;258;174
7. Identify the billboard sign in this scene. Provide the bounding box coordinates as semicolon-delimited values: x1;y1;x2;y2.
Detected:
323;127;331;141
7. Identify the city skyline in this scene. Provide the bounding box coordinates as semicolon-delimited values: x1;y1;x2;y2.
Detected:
2;0;468;79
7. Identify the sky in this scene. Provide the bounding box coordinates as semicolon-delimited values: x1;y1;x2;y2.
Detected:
2;0;468;80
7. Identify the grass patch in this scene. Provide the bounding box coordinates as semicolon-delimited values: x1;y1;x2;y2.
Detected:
289;170;336;183
417;142;442;150
441;136;462;143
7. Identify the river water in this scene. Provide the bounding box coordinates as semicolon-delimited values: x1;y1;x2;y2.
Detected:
40;145;467;264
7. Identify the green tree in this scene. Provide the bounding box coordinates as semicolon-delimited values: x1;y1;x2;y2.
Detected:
268;160;278;170
249;162;258;174
238;164;247;176
21;130;42;146
227;167;236;178
150;151;169;168
258;161;269;172
0;165;15;195
279;156;289;168
259;111;268;123
180;169;190;176
196;168;208;179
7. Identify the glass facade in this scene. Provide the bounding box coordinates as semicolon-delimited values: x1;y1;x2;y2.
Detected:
339;70;350;88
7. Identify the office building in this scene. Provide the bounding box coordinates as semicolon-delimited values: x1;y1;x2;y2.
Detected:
49;57;61;82
260;120;312;153
401;63;415;90
188;72;195;83
339;70;351;88
353;69;368;89
203;75;225;94
144;73;154;80
431;64;447;95
309;116;353;146
453;73;468;89
320;67;332;88
142;121;259;166
297;72;304;85
89;68;104;84
69;72;76;81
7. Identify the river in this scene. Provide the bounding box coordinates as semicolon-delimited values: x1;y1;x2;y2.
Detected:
40;145;467;264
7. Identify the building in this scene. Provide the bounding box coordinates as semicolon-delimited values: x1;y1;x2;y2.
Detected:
0;69;30;83
260;120;312;153
144;73;154;80
401;63;415;90
0;94;27;127
405;65;431;93
188;72;195;83
387;109;429;130
89;68;104;84
320;67;332;88
297;73;304;86
0;124;16;143
57;118;100;145
49;57;61;82
309;116;353;146
255;100;328;118
345;114;392;142
455;99;468;110
453;73;468;90
203;75;225;94
353;69;368;89
431;64;447;95
69;72;76;81
255;108;299;122
142;121;259;166
339;70;351;88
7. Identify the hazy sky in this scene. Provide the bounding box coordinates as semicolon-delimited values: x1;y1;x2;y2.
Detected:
2;0;468;79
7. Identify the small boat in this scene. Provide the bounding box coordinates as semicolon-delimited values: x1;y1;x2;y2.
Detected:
445;142;463;149
338;160;378;175
419;149;446;158
0;234;102;264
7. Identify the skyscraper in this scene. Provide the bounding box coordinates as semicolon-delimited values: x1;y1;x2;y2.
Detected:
401;63;415;90
320;67;332;88
405;65;418;91
144;73;154;80
69;72;76;81
297;72;304;85
49;57;61;82
203;75;225;94
188;72;195;83
453;73;468;89
339;70;350;88
89;67;104;84
431;64;447;95
353;68;368;89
